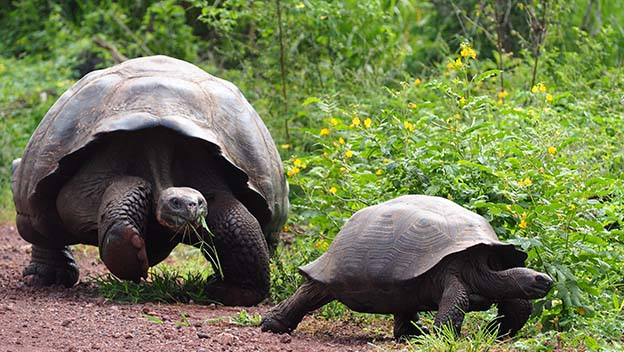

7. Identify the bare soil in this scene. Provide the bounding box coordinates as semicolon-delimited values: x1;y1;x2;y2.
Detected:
0;223;402;352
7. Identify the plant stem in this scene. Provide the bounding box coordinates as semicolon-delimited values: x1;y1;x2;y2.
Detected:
276;0;290;142
530;0;549;90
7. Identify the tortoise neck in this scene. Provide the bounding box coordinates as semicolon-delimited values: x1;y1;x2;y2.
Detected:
461;253;533;299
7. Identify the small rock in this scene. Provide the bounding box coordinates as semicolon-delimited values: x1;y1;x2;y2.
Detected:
61;320;72;327
197;332;210;339
142;307;151;314
193;322;203;328
280;335;292;344
213;332;237;346
124;333;133;339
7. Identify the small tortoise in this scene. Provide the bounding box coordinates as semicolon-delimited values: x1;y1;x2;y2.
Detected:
261;195;552;338
11;55;288;306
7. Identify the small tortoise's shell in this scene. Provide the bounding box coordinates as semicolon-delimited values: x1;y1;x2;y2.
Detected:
301;195;526;288
12;55;288;246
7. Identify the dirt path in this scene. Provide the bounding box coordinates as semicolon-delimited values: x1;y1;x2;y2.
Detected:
0;223;401;352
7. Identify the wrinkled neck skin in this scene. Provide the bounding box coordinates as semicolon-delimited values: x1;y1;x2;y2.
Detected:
458;251;535;300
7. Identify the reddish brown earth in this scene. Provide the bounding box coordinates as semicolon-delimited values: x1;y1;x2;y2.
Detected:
0;223;402;352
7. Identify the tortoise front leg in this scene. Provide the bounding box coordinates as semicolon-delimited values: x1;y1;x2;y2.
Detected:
434;275;470;335
198;194;270;306
98;176;152;282
490;299;533;338
261;280;334;334
393;312;430;339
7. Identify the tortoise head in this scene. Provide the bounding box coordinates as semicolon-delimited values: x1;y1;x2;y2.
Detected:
156;187;208;230
503;268;553;299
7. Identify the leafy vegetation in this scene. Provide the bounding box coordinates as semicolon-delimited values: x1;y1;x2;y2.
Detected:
1;0;623;350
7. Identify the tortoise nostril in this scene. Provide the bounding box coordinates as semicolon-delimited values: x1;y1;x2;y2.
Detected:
535;274;553;287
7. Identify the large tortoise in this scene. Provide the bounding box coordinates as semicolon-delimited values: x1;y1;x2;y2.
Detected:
11;55;288;306
261;195;552;337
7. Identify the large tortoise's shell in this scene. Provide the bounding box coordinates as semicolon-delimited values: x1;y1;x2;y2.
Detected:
301;195;526;287
12;55;288;246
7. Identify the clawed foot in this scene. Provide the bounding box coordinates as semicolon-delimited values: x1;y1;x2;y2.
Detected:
23;247;79;287
100;224;149;282
260;313;293;334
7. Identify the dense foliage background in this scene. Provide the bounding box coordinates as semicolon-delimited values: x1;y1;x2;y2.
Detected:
1;0;622;349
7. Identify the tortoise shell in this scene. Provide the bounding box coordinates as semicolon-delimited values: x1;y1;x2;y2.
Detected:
11;55;288;247
301;195;526;288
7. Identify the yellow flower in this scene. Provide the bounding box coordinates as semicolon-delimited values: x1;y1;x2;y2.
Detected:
328;187;337;194
449;125;456;132
330;118;339;126
446;62;456;71
497;90;509;99
408;102;417;109
403;121;414;131
548;146;556;155
455;57;463;68
283;225;290;232
532;83;546;93
350;117;360;128
546;93;553;102
322;152;329;157
519;220;528;229
506;205;512;211
517;178;532;187
320;128;330;136
287;167;301;177
345;150;353;158
454;114;461;119
497;99;503;105
414;78;422;85
459;96;466;105
338;137;345;144
339;167;347;173
364;118;372;128
569;204;576;211
280;144;290;149
315;240;329;250
375;169;383;175
383;158;391;163
460;47;470;57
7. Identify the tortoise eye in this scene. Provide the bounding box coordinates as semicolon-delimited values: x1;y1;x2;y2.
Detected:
170;198;181;209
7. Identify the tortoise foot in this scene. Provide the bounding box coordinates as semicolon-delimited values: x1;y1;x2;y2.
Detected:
260;313;293;334
205;281;266;306
100;223;149;282
394;313;430;339
23;246;79;287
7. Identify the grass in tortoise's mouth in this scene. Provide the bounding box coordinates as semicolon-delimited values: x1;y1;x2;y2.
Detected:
170;215;224;280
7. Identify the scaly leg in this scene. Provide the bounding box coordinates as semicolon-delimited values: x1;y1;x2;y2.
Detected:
198;193;271;306
490;299;533;338
98;177;151;282
434;275;470;336
261;280;334;333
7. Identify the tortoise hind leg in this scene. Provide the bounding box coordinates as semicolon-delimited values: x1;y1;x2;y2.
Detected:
261;280;334;333
17;214;79;287
197;194;270;306
393;313;430;339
